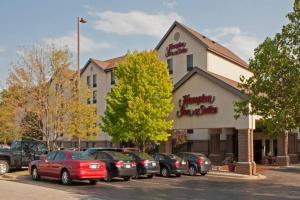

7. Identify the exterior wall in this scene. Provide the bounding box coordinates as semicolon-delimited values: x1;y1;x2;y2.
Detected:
157;26;207;84
80;62;112;142
207;52;253;83
170;73;253;130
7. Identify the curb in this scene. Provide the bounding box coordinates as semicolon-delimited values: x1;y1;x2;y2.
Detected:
207;171;266;180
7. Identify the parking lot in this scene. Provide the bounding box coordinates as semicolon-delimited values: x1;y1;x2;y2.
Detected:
1;166;300;200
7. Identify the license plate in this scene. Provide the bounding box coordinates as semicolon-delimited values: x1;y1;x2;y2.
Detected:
152;162;156;167
90;164;99;169
182;161;186;165
125;164;131;168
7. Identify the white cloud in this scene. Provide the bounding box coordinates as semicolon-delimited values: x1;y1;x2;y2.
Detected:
89;10;183;38
0;47;5;54
43;32;113;53
204;27;260;61
162;0;177;8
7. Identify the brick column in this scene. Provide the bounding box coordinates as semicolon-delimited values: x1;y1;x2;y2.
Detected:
288;133;298;164
209;129;221;165
235;129;256;175
276;133;290;166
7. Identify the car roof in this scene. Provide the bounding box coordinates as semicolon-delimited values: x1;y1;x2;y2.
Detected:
178;152;206;156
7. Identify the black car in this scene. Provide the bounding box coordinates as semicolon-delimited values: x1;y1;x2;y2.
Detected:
123;152;159;178
153;153;187;177
89;151;137;181
176;152;212;176
86;147;122;153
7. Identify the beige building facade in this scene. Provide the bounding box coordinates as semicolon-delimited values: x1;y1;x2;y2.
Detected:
57;21;300;175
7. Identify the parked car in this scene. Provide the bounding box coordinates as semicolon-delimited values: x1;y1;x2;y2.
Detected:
176;152;212;176
88;151;136;182
0;144;10;150
153;153;187;177
123;152;159;178
29;150;107;185
86;147;123;153
0;140;48;175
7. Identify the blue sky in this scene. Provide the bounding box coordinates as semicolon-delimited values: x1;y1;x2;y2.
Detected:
0;0;294;88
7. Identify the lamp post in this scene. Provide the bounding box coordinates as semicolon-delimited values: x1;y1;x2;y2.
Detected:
77;16;87;86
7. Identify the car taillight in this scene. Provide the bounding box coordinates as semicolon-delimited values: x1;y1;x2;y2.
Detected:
198;159;203;165
131;161;136;167
80;163;90;169
115;161;124;168
140;160;149;166
174;160;180;168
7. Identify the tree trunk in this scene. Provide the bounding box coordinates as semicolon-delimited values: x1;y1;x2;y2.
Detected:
78;137;81;151
141;140;145;153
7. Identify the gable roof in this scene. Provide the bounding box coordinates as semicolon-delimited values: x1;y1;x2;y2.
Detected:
156;21;249;70
173;67;248;100
81;55;126;74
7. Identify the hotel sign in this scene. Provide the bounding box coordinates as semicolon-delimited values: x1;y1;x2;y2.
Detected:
176;94;218;117
165;42;188;57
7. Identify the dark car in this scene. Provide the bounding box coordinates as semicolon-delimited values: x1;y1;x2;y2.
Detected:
153;153;187;177
123;152;159;178
29;151;107;185
86;147;122;153
176;152;212;176
89;151;137;182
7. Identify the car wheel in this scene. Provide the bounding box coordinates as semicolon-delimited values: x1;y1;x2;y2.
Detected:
189;166;197;176
61;170;72;185
123;176;131;181
89;180;98;185
31;166;40;181
200;172;207;176
104;169;112;182
0;160;9;175
176;174;181;177
161;167;170;177
147;174;154;179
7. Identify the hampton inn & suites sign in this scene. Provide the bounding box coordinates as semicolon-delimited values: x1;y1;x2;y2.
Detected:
176;94;218;117
165;42;188;57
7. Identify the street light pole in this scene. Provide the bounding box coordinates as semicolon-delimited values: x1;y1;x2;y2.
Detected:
77;16;87;88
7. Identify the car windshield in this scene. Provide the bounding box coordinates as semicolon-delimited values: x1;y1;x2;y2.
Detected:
71;151;94;160
136;152;153;160
168;154;182;161
109;151;132;160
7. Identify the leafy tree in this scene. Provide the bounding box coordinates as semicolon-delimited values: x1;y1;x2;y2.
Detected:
101;50;174;152
65;79;99;150
235;2;300;137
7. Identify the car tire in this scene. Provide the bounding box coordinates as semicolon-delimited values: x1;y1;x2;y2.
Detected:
61;170;72;185
161;167;170;177
147;174;154;179
200;172;207;176
89;180;98;185
104;169;112;182
123;176;131;181
176;174;181;177
31;166;40;181
0;160;9;175
189;166;197;176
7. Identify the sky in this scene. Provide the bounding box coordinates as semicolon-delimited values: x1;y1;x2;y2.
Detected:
0;0;294;88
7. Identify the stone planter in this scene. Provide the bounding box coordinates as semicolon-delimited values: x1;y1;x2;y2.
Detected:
227;163;236;172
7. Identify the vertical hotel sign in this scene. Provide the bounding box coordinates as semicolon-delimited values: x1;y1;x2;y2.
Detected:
177;94;218;117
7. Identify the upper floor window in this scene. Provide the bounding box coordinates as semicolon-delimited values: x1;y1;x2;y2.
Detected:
167;59;173;74
87;76;91;87
111;71;115;85
187;54;193;71
93;74;97;87
93;91;97;104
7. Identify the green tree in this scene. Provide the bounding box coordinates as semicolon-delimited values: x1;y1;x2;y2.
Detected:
235;2;300;137
101;50;174;152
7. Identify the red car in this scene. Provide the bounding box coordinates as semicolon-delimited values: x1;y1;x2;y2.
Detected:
29;150;107;185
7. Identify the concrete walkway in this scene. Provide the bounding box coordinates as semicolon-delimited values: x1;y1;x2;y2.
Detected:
0;180;82;200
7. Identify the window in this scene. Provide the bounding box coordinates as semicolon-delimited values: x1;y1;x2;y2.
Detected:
93;91;97;104
93;74;97;87
54;151;66;161
167;59;173;74
87;98;91;104
111;71;115;85
47;152;57;161
187;54;193;71
87;76;91;87
187;129;194;134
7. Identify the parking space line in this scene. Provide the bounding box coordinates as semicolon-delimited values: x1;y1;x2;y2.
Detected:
131;179;170;186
